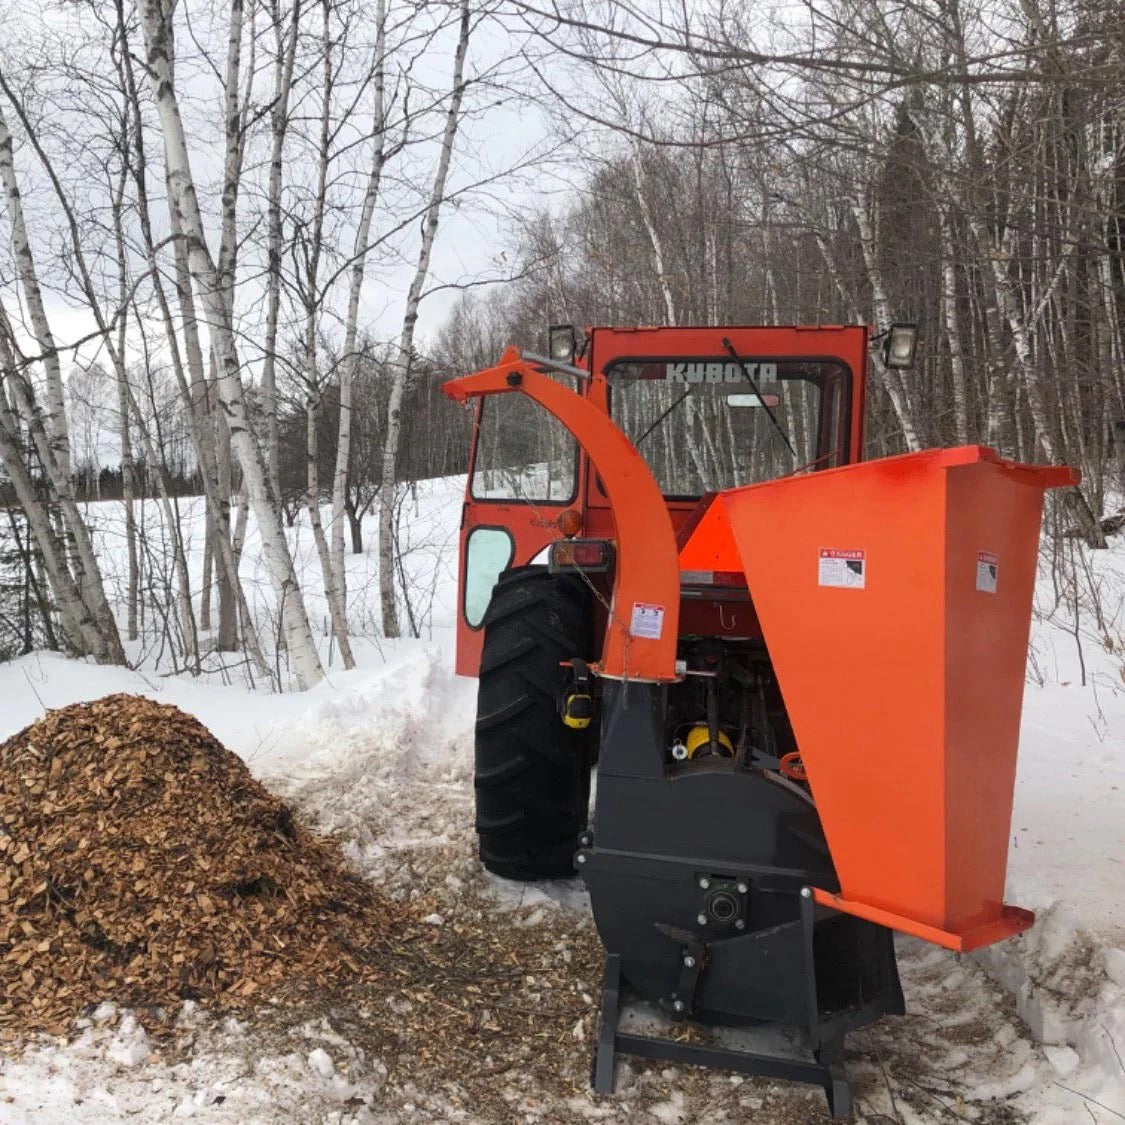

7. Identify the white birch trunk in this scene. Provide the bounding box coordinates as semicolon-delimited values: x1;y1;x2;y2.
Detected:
122;12;236;644
331;0;387;600
2;365;124;658
217;0;247;335
214;0;249;652
0;105;70;477
0;351;122;660
211;358;238;651
813;226;920;453
231;493;250;566
0;393;98;655
378;0;470;638
0;108;123;661
631;144;677;326
118;372;139;640
850;198;922;452
116;25;270;675
262;0;300;500
973;221;1059;461
938;209;970;445
139;0;324;687
299;0;355;669
110;142;140;641
306;395;355;666
971;218;1105;545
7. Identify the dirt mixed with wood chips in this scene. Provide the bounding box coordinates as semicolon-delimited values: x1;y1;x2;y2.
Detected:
0;694;1039;1123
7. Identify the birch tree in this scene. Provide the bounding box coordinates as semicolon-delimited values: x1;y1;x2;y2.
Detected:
115;0;257;662
378;0;471;637
295;0;355;669
137;0;325;688
330;0;388;613
0;98;124;664
262;0;301;500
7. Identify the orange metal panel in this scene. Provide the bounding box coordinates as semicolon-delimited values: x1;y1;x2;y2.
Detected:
453;500;568;677
811;889;1035;952
444;351;681;681
681;445;1077;947
939;460;1057;931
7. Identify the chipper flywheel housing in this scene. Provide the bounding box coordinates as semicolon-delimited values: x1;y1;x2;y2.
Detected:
444;334;1077;1118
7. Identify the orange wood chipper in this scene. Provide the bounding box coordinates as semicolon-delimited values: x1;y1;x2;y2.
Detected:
443;324;1076;1116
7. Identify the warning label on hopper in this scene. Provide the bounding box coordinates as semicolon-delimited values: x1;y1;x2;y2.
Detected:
976;551;999;593
630;602;665;639
818;548;866;589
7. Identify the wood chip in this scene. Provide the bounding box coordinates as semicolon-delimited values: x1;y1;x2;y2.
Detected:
0;694;405;1037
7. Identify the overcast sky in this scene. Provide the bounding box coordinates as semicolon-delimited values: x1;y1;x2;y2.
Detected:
1;0;578;392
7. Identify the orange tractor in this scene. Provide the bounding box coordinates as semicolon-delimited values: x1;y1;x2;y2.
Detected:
443;324;1075;1115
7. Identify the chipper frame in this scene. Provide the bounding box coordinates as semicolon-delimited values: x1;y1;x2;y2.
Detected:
443;326;1076;1117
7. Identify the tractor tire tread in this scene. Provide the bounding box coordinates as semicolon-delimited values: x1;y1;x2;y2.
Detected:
473;565;594;881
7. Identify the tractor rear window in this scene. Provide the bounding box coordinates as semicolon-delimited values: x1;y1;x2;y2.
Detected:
470;375;578;503
606;358;848;496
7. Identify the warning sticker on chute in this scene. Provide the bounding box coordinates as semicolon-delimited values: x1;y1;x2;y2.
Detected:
818;548;866;589
630;602;665;639
976;551;999;593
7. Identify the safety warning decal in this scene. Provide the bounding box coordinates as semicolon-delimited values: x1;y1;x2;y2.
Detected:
976;551;999;593
818;548;866;589
630;602;666;640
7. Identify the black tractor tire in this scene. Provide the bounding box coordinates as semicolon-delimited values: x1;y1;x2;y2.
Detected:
474;565;595;880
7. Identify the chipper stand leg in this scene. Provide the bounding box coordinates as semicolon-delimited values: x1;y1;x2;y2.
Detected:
593;954;624;1094
592;948;855;1118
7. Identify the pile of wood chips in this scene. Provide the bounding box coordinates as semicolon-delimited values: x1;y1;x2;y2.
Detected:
0;694;402;1036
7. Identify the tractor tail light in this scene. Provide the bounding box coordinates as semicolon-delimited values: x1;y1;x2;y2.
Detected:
549;538;614;573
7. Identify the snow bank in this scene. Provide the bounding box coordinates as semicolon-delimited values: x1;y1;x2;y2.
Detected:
75;475;465;684
0;637;472;785
976;908;1125;1121
974;534;1125;1120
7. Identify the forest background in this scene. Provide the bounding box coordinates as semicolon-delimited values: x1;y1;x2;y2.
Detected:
1;0;1123;687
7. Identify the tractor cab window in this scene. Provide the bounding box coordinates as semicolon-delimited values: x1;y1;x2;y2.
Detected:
606;358;848;497
470;372;578;503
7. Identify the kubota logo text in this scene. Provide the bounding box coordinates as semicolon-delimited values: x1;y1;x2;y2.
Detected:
665;362;778;384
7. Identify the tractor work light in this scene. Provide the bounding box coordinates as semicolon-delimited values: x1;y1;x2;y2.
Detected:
549;538;613;573
883;323;918;369
548;323;577;364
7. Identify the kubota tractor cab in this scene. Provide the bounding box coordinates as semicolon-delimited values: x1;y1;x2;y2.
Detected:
443;324;1073;1115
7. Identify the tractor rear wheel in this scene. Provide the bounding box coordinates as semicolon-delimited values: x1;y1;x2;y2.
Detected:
474;565;595;879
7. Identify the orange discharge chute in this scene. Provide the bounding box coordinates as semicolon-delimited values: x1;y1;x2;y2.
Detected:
681;446;1078;952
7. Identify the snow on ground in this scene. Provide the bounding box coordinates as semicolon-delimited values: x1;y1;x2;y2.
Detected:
79;477;465;684
971;540;1125;1123
0;487;1123;1122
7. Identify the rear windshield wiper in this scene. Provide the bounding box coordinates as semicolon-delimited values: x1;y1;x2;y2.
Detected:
635;388;691;449
721;337;795;458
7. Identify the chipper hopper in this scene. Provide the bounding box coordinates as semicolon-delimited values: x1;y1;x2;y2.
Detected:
444;325;1077;1117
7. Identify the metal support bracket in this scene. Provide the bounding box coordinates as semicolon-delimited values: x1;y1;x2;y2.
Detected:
653;926;705;1016
592;950;854;1118
593;953;624;1094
